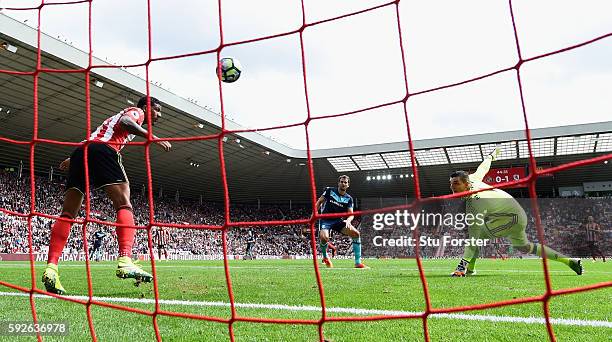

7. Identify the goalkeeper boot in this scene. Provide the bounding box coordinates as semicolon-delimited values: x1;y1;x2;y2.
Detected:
355;263;369;269
451;258;470;277
116;256;153;283
322;258;334;268
569;259;583;275
42;264;66;295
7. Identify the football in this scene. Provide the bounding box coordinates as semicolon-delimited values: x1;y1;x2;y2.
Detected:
217;57;242;83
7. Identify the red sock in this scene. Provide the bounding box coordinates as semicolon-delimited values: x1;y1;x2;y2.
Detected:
116;206;136;258
47;213;74;265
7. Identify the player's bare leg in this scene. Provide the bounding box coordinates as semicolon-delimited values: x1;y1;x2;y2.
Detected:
319;229;333;268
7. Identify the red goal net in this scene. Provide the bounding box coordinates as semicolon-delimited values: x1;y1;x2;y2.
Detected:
0;1;610;341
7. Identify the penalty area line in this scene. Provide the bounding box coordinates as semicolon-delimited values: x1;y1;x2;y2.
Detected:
0;291;610;328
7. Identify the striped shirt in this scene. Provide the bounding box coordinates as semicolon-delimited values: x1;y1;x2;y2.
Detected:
584;222;601;242
89;107;145;152
154;229;172;246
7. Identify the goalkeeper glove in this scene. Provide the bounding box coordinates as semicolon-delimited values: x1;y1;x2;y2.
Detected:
488;146;501;161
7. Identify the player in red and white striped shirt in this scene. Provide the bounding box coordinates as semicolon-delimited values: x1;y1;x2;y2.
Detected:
42;96;172;295
89;107;147;153
154;227;173;261
583;216;606;262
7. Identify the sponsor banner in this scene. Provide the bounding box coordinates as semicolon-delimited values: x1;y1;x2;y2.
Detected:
0;254;31;261
138;254;284;261
290;255;353;260
3;253;292;262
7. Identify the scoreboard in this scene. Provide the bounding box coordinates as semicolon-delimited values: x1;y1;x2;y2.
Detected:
483;167;526;187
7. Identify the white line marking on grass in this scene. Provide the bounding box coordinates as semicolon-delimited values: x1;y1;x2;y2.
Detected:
2;264;610;274
0;291;609;328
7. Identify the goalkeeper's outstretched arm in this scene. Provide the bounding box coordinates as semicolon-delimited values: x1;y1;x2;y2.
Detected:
470;158;492;183
470;147;500;182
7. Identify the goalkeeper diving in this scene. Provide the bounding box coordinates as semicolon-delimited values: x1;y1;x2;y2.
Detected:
449;147;583;277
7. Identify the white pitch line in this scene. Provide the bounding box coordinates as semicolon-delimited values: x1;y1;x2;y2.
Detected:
0;292;609;328
2;263;611;274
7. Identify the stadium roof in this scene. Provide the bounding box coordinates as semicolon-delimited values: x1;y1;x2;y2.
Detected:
1;14;611;204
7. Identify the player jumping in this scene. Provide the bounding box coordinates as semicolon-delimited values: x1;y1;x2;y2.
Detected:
449;147;582;277
42;96;172;295
314;175;367;269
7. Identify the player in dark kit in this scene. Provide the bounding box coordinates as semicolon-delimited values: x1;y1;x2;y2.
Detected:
245;230;256;260
90;230;108;262
314;175;367;268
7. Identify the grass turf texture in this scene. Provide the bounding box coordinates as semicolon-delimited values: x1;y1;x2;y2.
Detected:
0;259;610;341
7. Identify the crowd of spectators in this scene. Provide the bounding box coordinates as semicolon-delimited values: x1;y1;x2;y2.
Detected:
0;171;350;257
1;171;609;259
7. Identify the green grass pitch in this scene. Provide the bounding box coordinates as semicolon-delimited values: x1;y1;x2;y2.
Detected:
0;258;610;341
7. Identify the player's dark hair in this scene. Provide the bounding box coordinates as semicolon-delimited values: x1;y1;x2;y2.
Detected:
450;170;470;183
339;175;350;183
137;96;161;110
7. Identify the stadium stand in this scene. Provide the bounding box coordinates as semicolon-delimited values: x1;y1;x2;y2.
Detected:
1;171;608;259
